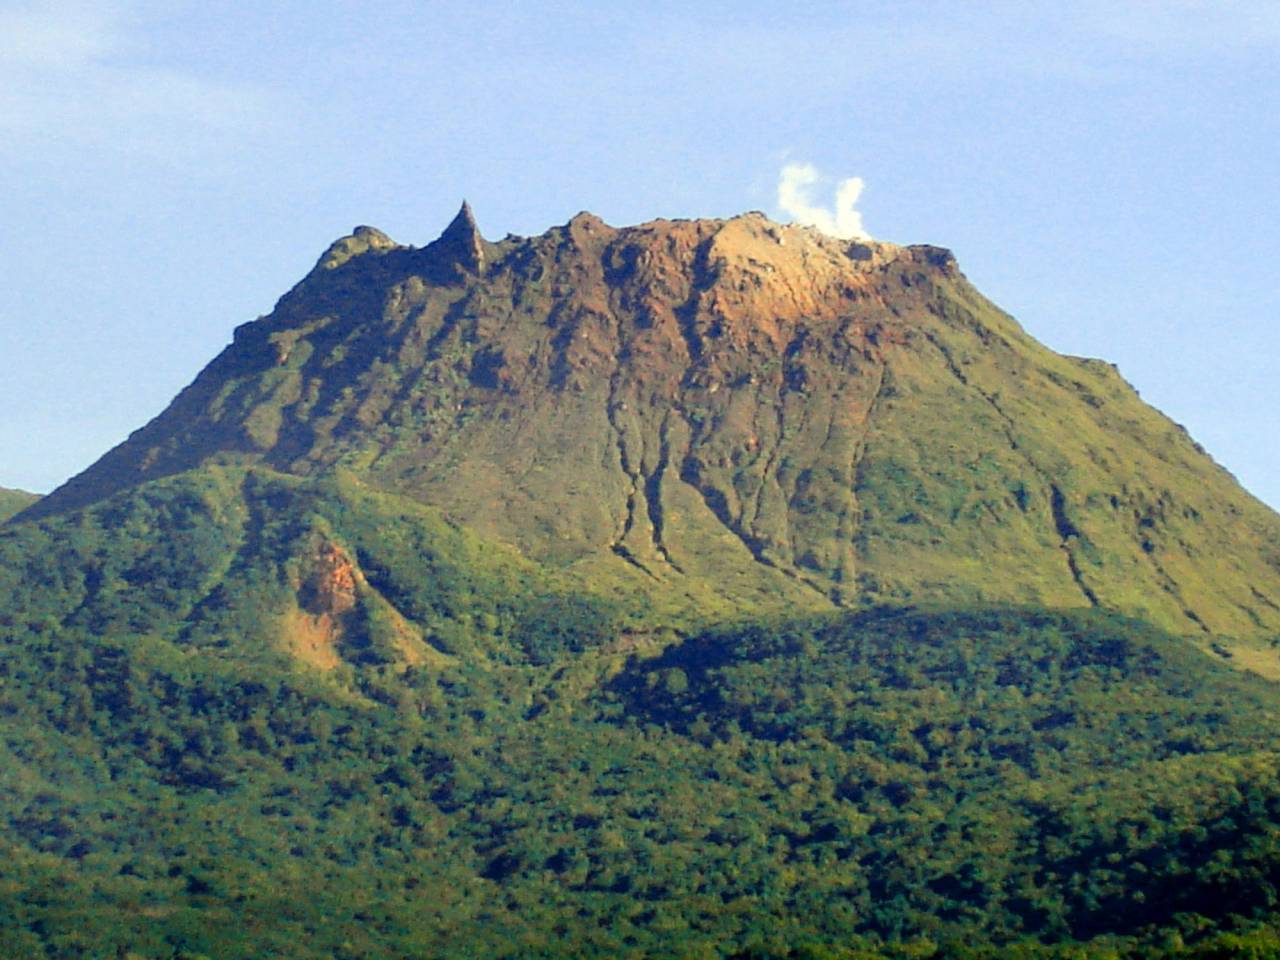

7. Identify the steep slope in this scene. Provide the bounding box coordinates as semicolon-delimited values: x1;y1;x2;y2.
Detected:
0;487;39;523
0;465;647;678
19;206;1280;640
7;207;1280;957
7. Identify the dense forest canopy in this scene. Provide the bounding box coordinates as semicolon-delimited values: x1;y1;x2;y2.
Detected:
3;466;1280;957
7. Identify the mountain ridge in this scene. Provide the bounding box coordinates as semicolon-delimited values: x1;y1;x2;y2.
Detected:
6;208;1280;957
18;206;1280;644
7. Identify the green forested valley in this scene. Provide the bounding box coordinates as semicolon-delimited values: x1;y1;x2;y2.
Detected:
4;466;1280;958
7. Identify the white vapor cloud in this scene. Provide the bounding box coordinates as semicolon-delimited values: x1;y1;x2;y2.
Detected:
776;162;871;240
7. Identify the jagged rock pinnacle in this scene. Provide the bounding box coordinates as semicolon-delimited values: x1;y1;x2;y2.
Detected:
434;200;485;274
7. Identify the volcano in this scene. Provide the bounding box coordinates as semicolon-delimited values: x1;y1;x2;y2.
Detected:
20;204;1280;645
5;207;1280;959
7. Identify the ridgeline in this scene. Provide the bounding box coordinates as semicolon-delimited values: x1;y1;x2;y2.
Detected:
3;207;1280;958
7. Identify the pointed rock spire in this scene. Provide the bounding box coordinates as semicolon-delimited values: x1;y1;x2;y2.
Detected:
434;200;486;274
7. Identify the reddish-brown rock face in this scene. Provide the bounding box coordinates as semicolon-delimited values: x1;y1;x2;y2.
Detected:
300;542;358;618
23;206;1280;639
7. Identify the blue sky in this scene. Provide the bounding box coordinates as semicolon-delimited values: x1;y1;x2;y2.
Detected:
1;1;1277;509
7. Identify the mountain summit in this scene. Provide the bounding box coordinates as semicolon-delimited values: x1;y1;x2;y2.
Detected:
19;207;1280;643
9;207;1280;957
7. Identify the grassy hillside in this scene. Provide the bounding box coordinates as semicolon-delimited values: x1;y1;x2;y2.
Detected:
4;472;1280;956
0;486;38;522
0;465;669;674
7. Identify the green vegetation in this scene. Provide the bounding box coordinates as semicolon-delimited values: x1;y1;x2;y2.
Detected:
0;486;39;523
4;469;1280;957
6;213;1280;956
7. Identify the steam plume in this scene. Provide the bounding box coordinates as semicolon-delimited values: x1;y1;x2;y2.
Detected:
776;162;871;240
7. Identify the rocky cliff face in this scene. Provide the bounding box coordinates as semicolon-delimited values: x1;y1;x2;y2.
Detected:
22;206;1280;640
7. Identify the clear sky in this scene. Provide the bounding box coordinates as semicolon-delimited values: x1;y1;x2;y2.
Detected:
2;1;1276;510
